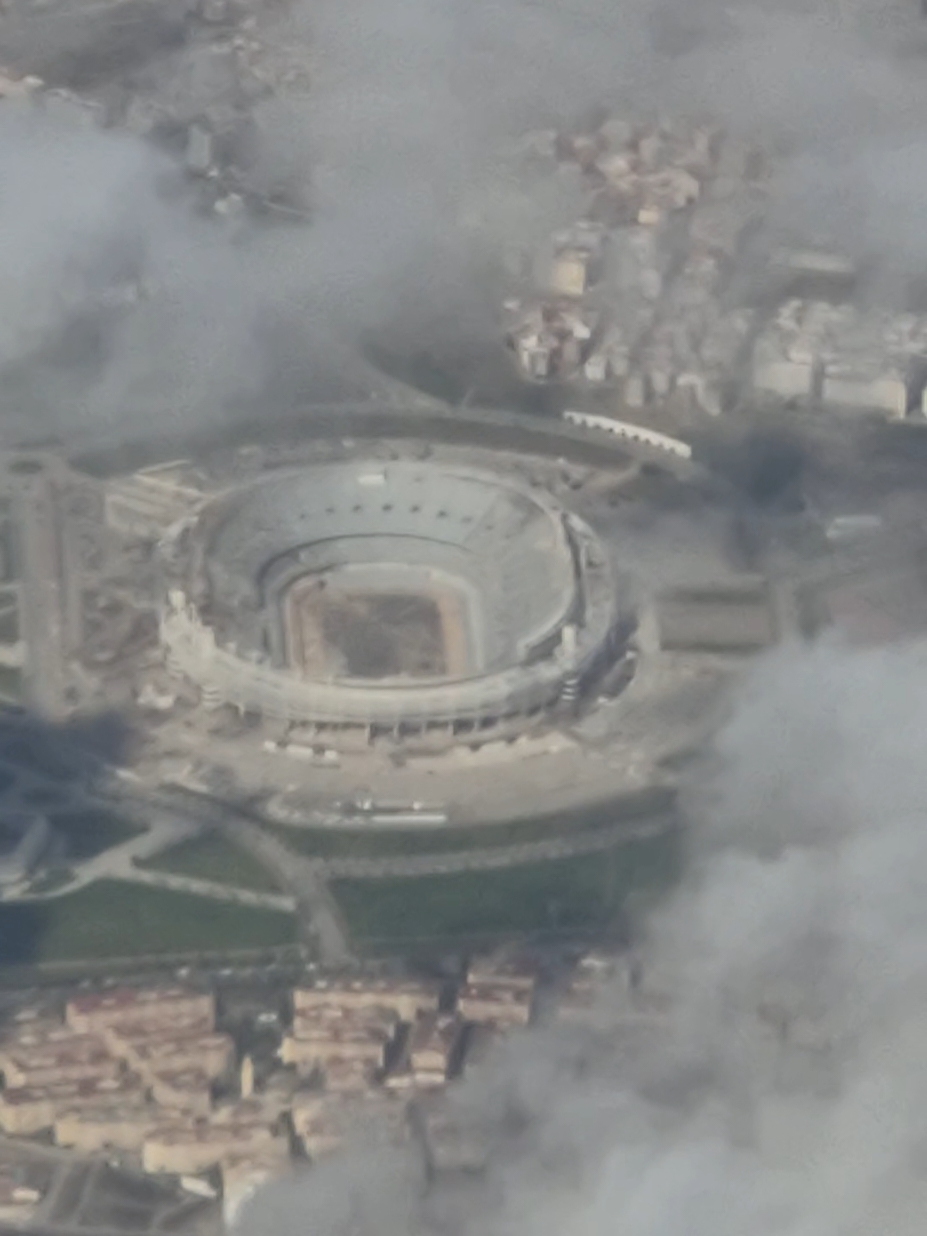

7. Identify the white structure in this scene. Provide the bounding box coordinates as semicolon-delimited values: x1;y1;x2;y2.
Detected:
562;410;692;459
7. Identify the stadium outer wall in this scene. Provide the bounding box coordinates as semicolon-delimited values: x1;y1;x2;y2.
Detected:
158;465;627;741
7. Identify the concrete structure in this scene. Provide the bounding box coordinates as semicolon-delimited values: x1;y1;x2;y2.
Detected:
404;1014;461;1088
751;300;927;415
502;109;927;425
0;1034;119;1088
160;462;625;744
466;958;538;991
280;1007;395;1076
240;1055;254;1100
148;1068;213;1116
114;1031;234;1081
562;411;692;459
65;987;214;1034
290;1006;401;1039
457;982;533;1030
293;980;438;1022
654;578;778;653
0;1075;144;1136
456;958;537;1029
213;1096;291;1126
101;1014;215;1058
54;1104;162;1153
142;1123;282;1175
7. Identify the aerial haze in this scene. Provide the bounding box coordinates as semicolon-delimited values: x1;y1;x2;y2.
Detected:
1;0;927;1225
4;0;927;444
239;639;927;1236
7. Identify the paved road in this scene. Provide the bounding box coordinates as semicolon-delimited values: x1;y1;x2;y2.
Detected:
115;865;296;911
9;801;296;910
6;812;196;901
76;809;295;910
121;786;353;967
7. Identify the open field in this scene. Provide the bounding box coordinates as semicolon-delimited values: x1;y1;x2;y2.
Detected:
135;832;283;893
0;879;297;965
264;787;676;860
332;826;681;952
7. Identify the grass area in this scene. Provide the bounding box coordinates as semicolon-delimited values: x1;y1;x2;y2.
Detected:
49;810;143;862
136;832;282;893
0;879;297;966
332;827;681;951
263;787;676;860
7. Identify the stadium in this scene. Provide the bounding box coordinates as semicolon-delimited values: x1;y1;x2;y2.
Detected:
158;459;628;744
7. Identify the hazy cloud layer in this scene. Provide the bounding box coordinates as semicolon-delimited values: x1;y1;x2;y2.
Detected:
4;0;927;444
237;638;927;1236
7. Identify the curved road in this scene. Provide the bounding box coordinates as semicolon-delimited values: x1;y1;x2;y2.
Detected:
122;785;353;967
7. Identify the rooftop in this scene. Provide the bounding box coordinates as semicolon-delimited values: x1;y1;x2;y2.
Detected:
143;1121;274;1147
127;1032;232;1063
67;987;204;1015
0;1074;143;1106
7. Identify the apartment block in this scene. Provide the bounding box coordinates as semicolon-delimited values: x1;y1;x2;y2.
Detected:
0;1074;144;1136
54;1104;163;1153
292;979;438;1023
66;988;214;1035
142;1122;280;1175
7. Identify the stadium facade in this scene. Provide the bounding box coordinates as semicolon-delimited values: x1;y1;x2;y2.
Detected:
159;461;628;742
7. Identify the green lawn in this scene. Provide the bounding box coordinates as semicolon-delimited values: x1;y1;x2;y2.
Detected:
49;810;143;861
136;833;282;893
0;879;297;966
264;787;676;860
331;827;681;951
